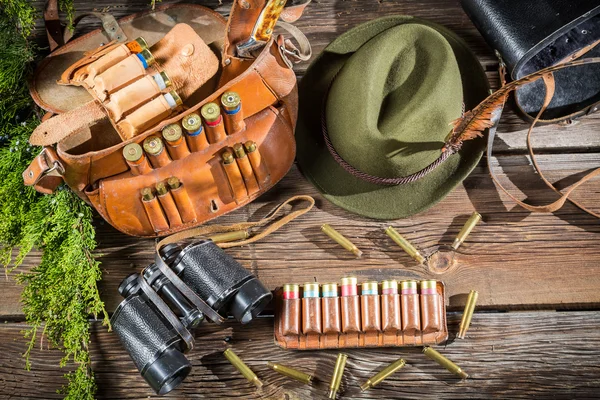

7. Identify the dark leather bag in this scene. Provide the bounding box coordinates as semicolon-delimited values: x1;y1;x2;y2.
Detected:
462;0;600;123
22;0;311;238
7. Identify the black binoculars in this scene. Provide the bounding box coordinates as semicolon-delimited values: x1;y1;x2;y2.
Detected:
111;240;272;395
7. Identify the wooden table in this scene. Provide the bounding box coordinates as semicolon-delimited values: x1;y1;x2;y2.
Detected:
2;0;600;398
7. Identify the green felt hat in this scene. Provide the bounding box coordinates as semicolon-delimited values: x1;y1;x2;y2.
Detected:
296;16;490;219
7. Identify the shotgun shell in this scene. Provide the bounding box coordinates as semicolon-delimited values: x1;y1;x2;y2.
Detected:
400;280;418;294
123;143;144;162
457;290;479;339
136;48;156;69
422;347;468;379
452;212;482;250
384;226;425;264
223;348;263;388
361;281;379;296
208;230;250;244
125;37;149;53
143;136;164;156
141;187;154;201
153;71;171;90
381;280;398;295
182;113;203;133
165;90;183;107
322;283;339;298
321;224;362;258
341;277;358;297
162;123;183;144
420;280;437;294
201;102;222;124
221;91;241;113
303;283;320;298
167;176;181;190
267;362;314;385
283;284;300;300
360;358;406;391
328;353;348;399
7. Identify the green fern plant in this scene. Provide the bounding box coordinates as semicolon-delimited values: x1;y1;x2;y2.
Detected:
0;1;108;399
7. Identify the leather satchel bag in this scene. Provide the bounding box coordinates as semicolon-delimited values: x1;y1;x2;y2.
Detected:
22;0;311;237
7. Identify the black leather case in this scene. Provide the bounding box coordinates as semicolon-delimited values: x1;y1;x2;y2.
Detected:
462;0;600;122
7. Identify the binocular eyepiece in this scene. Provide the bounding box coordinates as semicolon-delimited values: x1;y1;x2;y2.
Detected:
111;240;272;395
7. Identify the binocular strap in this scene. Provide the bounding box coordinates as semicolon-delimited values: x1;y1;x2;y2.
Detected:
138;273;195;350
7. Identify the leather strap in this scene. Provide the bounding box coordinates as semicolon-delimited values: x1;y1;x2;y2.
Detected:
22;147;64;194
277;20;312;63
487;73;600;217
280;0;311;23
138;274;195;351
152;195;314;324
44;0;126;52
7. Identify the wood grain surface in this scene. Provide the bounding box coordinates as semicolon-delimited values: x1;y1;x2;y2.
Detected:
2;0;600;399
2;311;600;399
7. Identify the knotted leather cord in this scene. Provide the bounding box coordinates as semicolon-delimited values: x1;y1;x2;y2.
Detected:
320;73;458;186
487;54;600;217
151;195;315;324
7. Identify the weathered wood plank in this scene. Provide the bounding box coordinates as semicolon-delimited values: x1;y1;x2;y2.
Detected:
1;311;600;399
3;152;600;318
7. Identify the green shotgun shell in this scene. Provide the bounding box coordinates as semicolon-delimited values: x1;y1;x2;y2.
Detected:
221;91;241;111
267;362;314;384
209;230;250;244
123;143;144;162
167;176;181;190
321;224;362;258
223;348;263;388
422;347;468;379
201;102;221;123
360;358;406;391
141;187;154;201
384;226;425;264
452;212;482;250
328;353;348;399
457;290;479;339
143;136;164;156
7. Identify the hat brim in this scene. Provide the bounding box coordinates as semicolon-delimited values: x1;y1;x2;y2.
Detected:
295;16;490;220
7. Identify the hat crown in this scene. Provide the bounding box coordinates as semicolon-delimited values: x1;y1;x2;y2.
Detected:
326;23;463;178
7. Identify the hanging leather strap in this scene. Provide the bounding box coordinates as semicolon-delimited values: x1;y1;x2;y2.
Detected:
150;195;314;324
487;70;600;217
44;0;126;52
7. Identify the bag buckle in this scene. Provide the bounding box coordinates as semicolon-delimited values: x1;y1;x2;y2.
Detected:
23;147;65;194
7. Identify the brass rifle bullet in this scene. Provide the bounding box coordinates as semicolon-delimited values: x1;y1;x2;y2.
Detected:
384;226;425;264
141;187;154;201
328;353;348;399
360;358;406;391
209;230;250;244
422;347;468;379
267;362;314;384
452;212;482;250
321;224;362;258
223;348;263;388
457;290;479;339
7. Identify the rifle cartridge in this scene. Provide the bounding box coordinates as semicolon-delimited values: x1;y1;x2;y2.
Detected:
321;224;362;258
209;230;250;244
384;226;425;264
457;290;479;339
452;212;482;250
223;348;263;388
328;353;348;399
267;362;313;384
422;347;468;379
360;358;406;391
